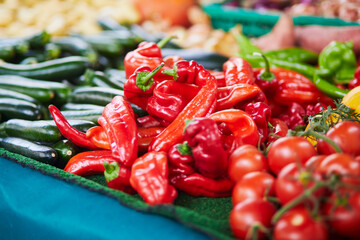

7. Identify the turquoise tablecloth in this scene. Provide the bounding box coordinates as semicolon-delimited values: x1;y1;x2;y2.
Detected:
0;156;210;240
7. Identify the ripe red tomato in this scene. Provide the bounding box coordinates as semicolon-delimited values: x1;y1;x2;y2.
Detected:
304;155;327;171
230;199;277;240
323;191;360;239
275;163;324;205
232;171;275;205
228;145;269;182
317;153;360;185
317;121;360;156
266;118;289;145
267;136;317;175
273;207;328;240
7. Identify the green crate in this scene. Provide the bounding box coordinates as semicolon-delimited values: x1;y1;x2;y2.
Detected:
203;3;360;37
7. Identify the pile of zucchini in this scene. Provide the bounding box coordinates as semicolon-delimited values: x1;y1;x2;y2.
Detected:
0;18;147;168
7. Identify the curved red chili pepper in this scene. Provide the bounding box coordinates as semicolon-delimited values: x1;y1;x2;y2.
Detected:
130;151;177;205
170;173;234;198
209;109;259;153
223;57;255;86
48;105;99;150
64;150;117;175
216;84;260;111
149;67;217;152
86;126;110;150
98;96;138;167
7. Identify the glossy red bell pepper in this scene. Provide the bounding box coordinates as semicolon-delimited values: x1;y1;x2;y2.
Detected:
64;150;117;175
130;151;177;205
209;109;259;153
98;96;138;167
223;57;255;86
48;105;99;149
149;66;217;152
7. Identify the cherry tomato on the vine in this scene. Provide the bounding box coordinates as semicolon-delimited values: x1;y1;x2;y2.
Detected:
273;207;328;240
230;199;276;240
228;145;269;182
267;136;317;175
317;121;360;156
232;171;275;205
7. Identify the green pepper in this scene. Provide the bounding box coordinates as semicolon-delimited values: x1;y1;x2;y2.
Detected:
264;48;318;65
313;74;349;99
236;33;262;56
318;41;357;84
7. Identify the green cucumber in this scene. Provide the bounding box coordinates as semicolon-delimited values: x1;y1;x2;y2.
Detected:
70;87;124;106
0;98;42;120
52;139;78;169
0;136;57;165
84;69;124;89
0;75;71;105
61;103;104;111
0;56;88;81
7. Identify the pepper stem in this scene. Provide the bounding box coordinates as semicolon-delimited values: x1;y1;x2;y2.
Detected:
157;36;174;49
136;62;165;91
162;64;178;80
176;142;193;156
103;161;120;182
253;52;275;81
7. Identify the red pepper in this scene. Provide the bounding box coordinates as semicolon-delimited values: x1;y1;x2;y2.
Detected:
48;105;99;149
266;118;288;145
136;115;162;128
305;102;328;116
124;63;164;110
130;151;177;205
209;70;226;87
162;60;199;84
223;57;255;86
216;84;260;111
149;66;217;152
244;102;272;144
124;42;164;79
64;150;117;175
103;161;134;194
209;109;259;153
279;102;306;129
146;80;200;123
170;173;234;198
168;143;196;176
86;126;110;150
137;126;164;153
98;96;138;167
183;118;228;179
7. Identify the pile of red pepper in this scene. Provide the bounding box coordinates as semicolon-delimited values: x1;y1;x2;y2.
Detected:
48;39;360;239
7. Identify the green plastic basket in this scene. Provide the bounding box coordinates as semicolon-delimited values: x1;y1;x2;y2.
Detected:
203;3;360;37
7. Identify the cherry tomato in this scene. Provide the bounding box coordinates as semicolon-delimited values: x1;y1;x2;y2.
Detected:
228;145;269;182
275;163;324;205
317;153;360;185
304;155;327;171
266;118;288;145
323;191;360;239
273;207;328;240
232;171;275;205
230;199;276;240
267;136;317;175
317;121;360;156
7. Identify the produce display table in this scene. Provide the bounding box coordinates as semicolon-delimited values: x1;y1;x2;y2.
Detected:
0;155;211;240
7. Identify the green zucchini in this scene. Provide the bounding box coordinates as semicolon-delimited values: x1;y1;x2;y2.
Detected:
0;136;57;165
0;39;29;56
70;87;124;106
61;103;104;111
0;75;71;105
97;17;129;31
52;139;78;169
20;57;38;65
52;37;97;63
77;35;124;57
104;68;126;88
0;88;40;104
27;30;51;49
130;103;148;117
52;109;103;123
0;45;15;61
3;119;62;143
84;69;123;89
0;56;88;81
0;98;42;120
